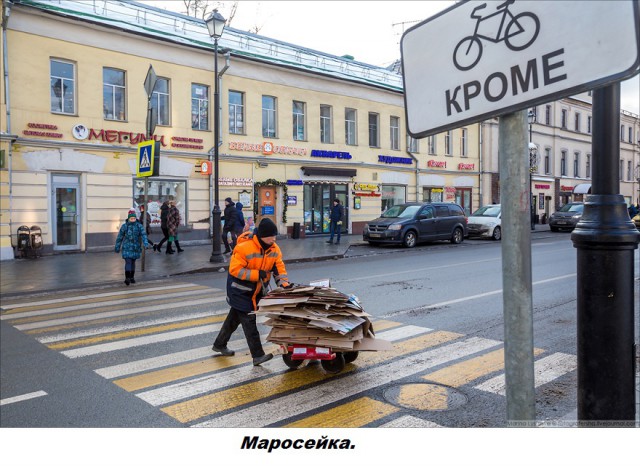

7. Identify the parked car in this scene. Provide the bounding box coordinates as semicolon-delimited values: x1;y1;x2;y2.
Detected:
549;202;584;231
467;204;502;240
363;202;468;248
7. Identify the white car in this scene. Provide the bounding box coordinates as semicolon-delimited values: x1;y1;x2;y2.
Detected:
467;204;502;240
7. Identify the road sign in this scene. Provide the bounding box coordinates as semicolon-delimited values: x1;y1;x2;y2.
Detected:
136;140;159;177
401;0;640;137
143;64;158;98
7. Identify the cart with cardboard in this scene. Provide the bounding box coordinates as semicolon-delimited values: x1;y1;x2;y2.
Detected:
254;282;392;373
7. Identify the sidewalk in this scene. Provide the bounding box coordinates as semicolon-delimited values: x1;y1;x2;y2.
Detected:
0;225;553;297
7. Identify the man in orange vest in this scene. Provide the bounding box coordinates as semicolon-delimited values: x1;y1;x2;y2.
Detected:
212;218;291;366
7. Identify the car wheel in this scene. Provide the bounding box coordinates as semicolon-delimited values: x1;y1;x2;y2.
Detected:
403;230;417;248
492;226;501;241
451;227;463;244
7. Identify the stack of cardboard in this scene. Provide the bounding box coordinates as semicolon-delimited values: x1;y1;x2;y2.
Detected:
254;285;392;351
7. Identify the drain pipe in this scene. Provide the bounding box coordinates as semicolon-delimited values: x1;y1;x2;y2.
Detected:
406;149;420;201
478;121;484;206
2;1;16;260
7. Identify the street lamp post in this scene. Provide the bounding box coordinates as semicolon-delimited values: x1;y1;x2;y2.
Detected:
206;9;226;263
527;109;537;231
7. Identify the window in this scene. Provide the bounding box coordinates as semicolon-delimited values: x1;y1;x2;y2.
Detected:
573;152;580;177
103;68;126;120
586;154;591;178
574;113;581;132
620;125;625;141
191;83;209;130
381;185;406;212
228;91;244;134
262;95;277;138
627;160;633;181
561;109;567;129
587;116;592;134
545;105;551;125
368;113;380;147
423;187;443;202
50;59;75;114
292;100;305;141
345;108;357;145
561;150;567;176
407;135;418;153
428;135;436;154
320;105;332;143
445;130;452;155
132;179;187;227
390;116;400;150
629;126;633;143
620;159;624;180
544;148;551;174
460;128;468;156
152;78;170;126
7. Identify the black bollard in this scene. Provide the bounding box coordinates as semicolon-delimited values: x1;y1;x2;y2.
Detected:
571;83;639;427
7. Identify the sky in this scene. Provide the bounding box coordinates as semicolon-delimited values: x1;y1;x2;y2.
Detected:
142;0;640;113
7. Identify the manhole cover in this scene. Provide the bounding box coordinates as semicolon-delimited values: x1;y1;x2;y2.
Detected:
383;383;467;411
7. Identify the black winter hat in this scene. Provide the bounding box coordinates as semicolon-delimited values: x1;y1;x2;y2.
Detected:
225;197;233;204
257;218;278;238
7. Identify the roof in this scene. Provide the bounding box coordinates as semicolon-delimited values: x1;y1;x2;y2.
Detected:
16;0;404;92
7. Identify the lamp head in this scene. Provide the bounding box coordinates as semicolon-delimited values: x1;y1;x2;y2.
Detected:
527;109;536;124
205;9;226;39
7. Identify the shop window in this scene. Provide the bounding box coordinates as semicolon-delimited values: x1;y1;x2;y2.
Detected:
51;59;75;114
191;83;209;130
293;100;306;141
152;78;170;126
103;67;126;120
423;187;443;202
345;108;357;145
229;90;244;134
262;95;277;138
133;179;187;227
381;185;406;212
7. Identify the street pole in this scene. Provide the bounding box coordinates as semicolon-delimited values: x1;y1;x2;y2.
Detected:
499;110;536;426
528;110;536;231
571;83;639;427
210;35;223;263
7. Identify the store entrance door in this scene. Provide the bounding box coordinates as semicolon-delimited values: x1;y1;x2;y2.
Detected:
455;188;472;216
52;173;81;251
303;184;348;234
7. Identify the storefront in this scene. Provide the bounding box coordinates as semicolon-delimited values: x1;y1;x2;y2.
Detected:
302;183;349;234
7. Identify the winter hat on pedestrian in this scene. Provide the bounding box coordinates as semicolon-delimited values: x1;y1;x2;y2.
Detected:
128;209;137;219
225;197;233;204
257;218;278;238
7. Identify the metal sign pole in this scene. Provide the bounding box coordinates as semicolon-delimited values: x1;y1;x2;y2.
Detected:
571;83;639;426
499;109;536;425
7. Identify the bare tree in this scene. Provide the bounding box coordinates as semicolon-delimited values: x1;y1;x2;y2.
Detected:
180;1;260;33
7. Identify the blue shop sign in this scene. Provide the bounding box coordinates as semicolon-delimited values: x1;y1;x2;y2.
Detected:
261;206;275;215
287;179;304;185
310;149;352;159
378;155;413;165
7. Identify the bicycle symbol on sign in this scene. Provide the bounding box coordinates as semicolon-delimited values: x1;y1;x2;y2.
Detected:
453;0;540;71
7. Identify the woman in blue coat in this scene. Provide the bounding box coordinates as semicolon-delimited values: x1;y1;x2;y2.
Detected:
115;209;149;285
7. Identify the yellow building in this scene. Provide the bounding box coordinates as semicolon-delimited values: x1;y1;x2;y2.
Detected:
0;0;481;258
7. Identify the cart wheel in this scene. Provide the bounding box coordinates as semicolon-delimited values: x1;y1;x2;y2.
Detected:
320;353;345;374
343;351;359;363
282;353;304;369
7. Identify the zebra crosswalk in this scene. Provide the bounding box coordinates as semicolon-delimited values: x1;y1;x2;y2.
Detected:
0;281;578;427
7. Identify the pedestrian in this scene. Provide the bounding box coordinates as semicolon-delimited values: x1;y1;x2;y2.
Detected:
326;198;345;244
167;199;184;253
221;197;238;253
138;204;155;249
235;202;246;236
115;209;149;285
628;203;638;219
212;218;292;366
154;198;172;253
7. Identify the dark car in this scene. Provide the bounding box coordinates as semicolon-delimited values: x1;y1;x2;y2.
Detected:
363;202;468;248
549;202;584;231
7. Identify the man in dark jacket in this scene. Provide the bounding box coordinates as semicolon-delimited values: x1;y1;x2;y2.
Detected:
235;202;245;235
327;198;345;244
212;218;290;366
221;197;238;254
154;199;172;253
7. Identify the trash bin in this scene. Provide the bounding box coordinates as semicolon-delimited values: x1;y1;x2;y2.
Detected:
30;225;43;252
17;225;31;256
292;222;301;239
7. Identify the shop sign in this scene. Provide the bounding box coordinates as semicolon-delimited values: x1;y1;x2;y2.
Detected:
229;141;307;155
287;180;304;185
458;163;475;170
535;184;551;189
310;149;352;159
353;192;381;197
195;161;212;175
262;206;275;215
171;136;203;150
287;195;298;206
23;122;63;138
561;185;574;191
428;160;447;168
219;177;253;186
445;186;456;201
378;155;413;165
70;124;168;147
353;183;379;191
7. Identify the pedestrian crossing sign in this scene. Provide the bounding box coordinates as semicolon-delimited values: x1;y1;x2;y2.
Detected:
136;140;160;177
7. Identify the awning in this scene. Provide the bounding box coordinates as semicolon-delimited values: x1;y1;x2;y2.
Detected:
301;166;357;177
573;183;592;194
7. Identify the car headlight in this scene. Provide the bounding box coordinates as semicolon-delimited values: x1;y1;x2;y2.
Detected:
387;224;402;231
572;214;581;219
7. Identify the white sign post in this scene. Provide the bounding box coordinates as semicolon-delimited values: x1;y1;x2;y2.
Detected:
401;0;640;137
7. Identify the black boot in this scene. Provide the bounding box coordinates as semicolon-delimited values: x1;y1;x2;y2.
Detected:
124;271;130;286
166;241;174;254
130;271;136;284
175;240;184;253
